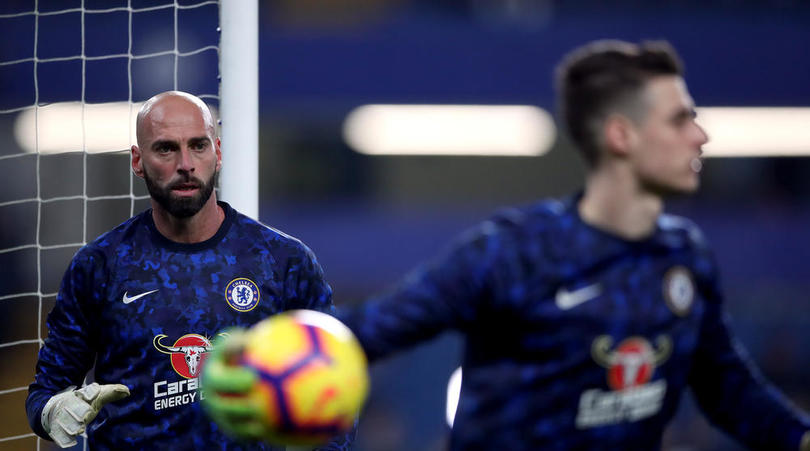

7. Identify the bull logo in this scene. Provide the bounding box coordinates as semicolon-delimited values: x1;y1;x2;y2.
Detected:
153;333;214;378
591;335;671;390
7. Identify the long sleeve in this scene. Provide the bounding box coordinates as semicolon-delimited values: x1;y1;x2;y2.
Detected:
338;222;503;362
26;248;104;440
688;259;810;450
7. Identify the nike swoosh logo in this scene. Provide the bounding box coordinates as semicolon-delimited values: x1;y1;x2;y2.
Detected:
122;289;159;304
555;284;602;310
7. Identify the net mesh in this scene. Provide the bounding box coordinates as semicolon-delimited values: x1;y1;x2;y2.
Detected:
0;1;220;448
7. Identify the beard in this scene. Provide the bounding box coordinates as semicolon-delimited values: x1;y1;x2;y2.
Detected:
143;168;218;218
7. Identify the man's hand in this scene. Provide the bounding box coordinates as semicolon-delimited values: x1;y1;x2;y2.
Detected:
201;329;266;440
41;382;130;448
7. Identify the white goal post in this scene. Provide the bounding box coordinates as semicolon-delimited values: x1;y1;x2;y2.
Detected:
220;0;259;220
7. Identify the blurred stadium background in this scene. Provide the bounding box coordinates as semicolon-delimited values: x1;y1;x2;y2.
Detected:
2;0;810;450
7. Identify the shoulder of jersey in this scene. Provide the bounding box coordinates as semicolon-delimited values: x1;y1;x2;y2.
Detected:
77;213;146;259
489;199;563;227
456;200;563;249
658;213;709;249
239;214;311;253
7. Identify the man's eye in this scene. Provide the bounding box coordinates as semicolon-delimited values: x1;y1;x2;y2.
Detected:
673;113;694;127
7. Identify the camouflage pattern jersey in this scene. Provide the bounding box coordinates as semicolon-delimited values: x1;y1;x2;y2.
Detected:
339;194;810;450
27;201;354;450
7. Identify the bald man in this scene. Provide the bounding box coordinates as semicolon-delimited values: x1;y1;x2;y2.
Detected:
26;91;352;450
132;91;223;239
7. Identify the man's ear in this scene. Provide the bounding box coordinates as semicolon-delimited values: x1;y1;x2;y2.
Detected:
602;114;637;157
131;145;144;178
215;137;222;171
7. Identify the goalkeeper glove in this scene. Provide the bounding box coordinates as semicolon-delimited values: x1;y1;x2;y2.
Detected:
201;329;266;440
41;382;130;448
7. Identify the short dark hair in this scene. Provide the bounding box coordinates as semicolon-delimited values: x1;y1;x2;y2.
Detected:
556;40;683;167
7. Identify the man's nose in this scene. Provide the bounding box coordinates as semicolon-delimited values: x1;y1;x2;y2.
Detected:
177;147;194;172
695;122;709;149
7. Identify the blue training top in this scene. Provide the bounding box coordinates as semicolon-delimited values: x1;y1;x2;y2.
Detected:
339;194;810;450
27;201;353;450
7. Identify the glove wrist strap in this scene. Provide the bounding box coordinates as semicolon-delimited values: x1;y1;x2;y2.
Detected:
41;385;77;436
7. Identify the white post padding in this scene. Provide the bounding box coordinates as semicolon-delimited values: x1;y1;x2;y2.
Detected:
219;0;259;219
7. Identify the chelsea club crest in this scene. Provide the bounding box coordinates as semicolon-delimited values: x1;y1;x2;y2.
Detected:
663;266;694;317
225;278;260;312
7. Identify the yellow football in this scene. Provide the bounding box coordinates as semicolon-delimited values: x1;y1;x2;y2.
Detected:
239;309;369;446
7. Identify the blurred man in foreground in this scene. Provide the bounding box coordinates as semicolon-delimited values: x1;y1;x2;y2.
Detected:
206;40;810;449
337;40;810;449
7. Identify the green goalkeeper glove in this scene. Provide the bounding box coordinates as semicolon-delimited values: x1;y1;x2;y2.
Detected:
201;329;266;440
41;382;130;448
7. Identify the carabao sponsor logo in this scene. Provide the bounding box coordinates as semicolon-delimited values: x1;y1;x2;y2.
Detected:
576;335;672;428
153;333;214;378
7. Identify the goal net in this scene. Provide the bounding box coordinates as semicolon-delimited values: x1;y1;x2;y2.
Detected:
0;1;232;448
